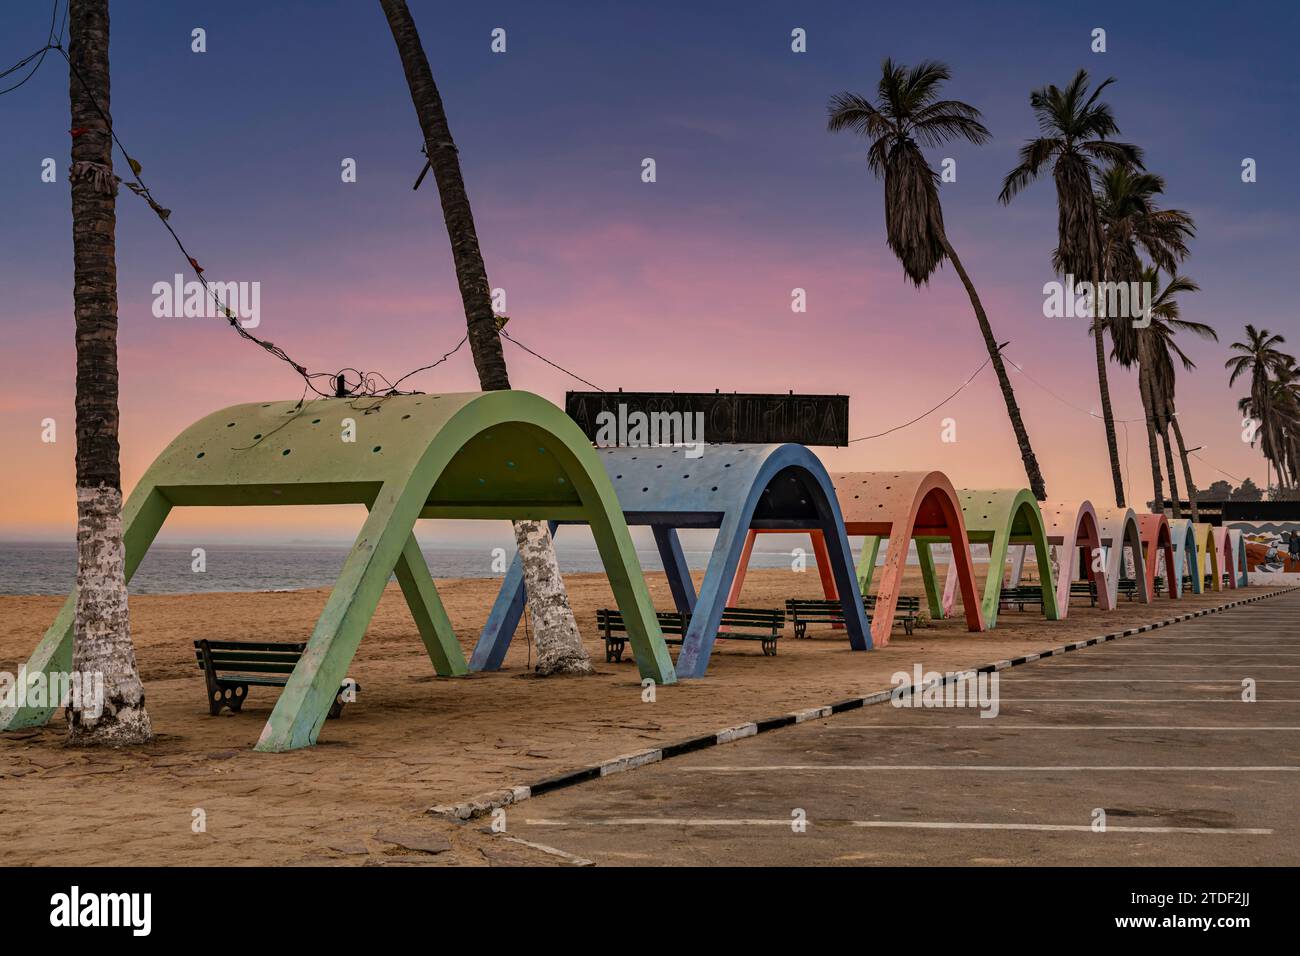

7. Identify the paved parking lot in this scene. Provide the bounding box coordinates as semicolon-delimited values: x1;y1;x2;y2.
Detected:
504;591;1300;865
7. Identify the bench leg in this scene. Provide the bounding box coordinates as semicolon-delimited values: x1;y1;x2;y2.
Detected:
210;682;247;716
762;637;778;656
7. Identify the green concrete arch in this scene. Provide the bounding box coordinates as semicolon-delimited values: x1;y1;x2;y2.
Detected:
0;391;674;752
943;488;1061;628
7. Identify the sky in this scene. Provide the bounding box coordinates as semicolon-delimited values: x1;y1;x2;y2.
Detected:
1;0;1297;548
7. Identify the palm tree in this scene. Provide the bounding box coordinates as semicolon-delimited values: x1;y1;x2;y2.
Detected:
1142;271;1215;518
65;0;152;744
1095;166;1195;514
1227;325;1291;490
999;70;1142;507
379;0;592;675
828;59;1046;499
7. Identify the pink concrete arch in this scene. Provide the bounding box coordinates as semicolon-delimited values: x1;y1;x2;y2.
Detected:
1038;499;1107;617
1095;507;1150;607
832;471;985;646
1136;513;1179;599
1212;527;1239;590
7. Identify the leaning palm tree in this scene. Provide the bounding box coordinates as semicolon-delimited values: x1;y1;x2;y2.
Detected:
1095;167;1195;514
1146;300;1217;522
1142;270;1215;518
999;70;1142;507
1227;325;1290;490
65;0;152;743
380;0;592;675
828;59;1046;499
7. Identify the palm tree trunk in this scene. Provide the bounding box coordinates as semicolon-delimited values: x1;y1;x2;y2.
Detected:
66;0;151;745
1170;414;1199;521
1136;353;1165;514
1092;314;1126;508
1156;391;1181;518
938;233;1047;500
380;0;591;675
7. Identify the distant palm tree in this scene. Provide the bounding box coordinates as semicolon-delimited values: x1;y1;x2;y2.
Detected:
1227;325;1292;490
999;70;1142;508
829;59;1046;499
379;0;592;675
64;0;152;744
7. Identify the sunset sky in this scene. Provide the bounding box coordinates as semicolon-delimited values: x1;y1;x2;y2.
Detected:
1;0;1297;547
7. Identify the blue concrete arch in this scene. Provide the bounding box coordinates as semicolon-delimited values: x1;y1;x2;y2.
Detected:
471;443;871;678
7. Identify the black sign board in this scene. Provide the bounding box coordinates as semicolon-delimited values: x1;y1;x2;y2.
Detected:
564;391;849;447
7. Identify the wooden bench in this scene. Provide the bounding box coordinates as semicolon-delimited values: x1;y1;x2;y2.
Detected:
193;639;358;718
596;609;687;663
785;598;846;638
999;585;1044;611
864;594;921;634
597;606;784;661
1116;579;1139;600
1069;581;1098;606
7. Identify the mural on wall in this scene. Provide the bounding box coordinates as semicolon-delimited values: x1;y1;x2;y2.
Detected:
1230;522;1300;576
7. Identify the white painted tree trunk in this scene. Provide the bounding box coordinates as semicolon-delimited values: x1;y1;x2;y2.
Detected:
513;519;593;675
67;485;151;744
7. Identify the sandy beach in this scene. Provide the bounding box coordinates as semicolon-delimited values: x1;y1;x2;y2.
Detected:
0;566;1276;866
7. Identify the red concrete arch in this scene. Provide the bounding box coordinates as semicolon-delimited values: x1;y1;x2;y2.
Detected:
1136;513;1179;599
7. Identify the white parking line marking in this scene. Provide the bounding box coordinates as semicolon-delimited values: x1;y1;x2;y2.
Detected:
680;765;1300;772
850;821;1273;835
822;724;1300;731
522;818;1273;835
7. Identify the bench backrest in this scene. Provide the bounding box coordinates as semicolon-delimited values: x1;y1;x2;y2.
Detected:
720;606;785;628
193;640;305;675
595;609;688;634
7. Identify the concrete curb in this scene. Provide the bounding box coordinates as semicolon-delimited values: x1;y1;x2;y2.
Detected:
429;585;1299;821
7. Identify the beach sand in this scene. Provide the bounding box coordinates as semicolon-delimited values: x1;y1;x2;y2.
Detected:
0;567;1276;866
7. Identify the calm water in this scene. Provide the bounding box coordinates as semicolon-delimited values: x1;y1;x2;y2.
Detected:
0;540;950;596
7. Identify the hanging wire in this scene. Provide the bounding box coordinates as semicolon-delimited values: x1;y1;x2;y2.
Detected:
847;355;992;443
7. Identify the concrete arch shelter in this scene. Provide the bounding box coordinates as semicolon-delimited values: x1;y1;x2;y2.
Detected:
941;489;1061;628
473;443;871;679
0;391;675;751
833;471;984;647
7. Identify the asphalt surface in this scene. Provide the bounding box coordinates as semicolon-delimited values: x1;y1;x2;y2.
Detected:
502;590;1300;865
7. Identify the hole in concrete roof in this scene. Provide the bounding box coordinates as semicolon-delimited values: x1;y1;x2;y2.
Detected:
261;403;271;408
253;434;262;440
196;452;205;459
402;414;411;420
615;474;623;479
282;449;291;456
711;486;718;492
373;446;382;453
657;464;663;469
226;422;235;428
682;474;689;479
724;463;731;468
311;419;321;425
642;487;649;492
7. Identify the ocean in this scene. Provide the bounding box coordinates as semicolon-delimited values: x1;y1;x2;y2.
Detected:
0;539;953;596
